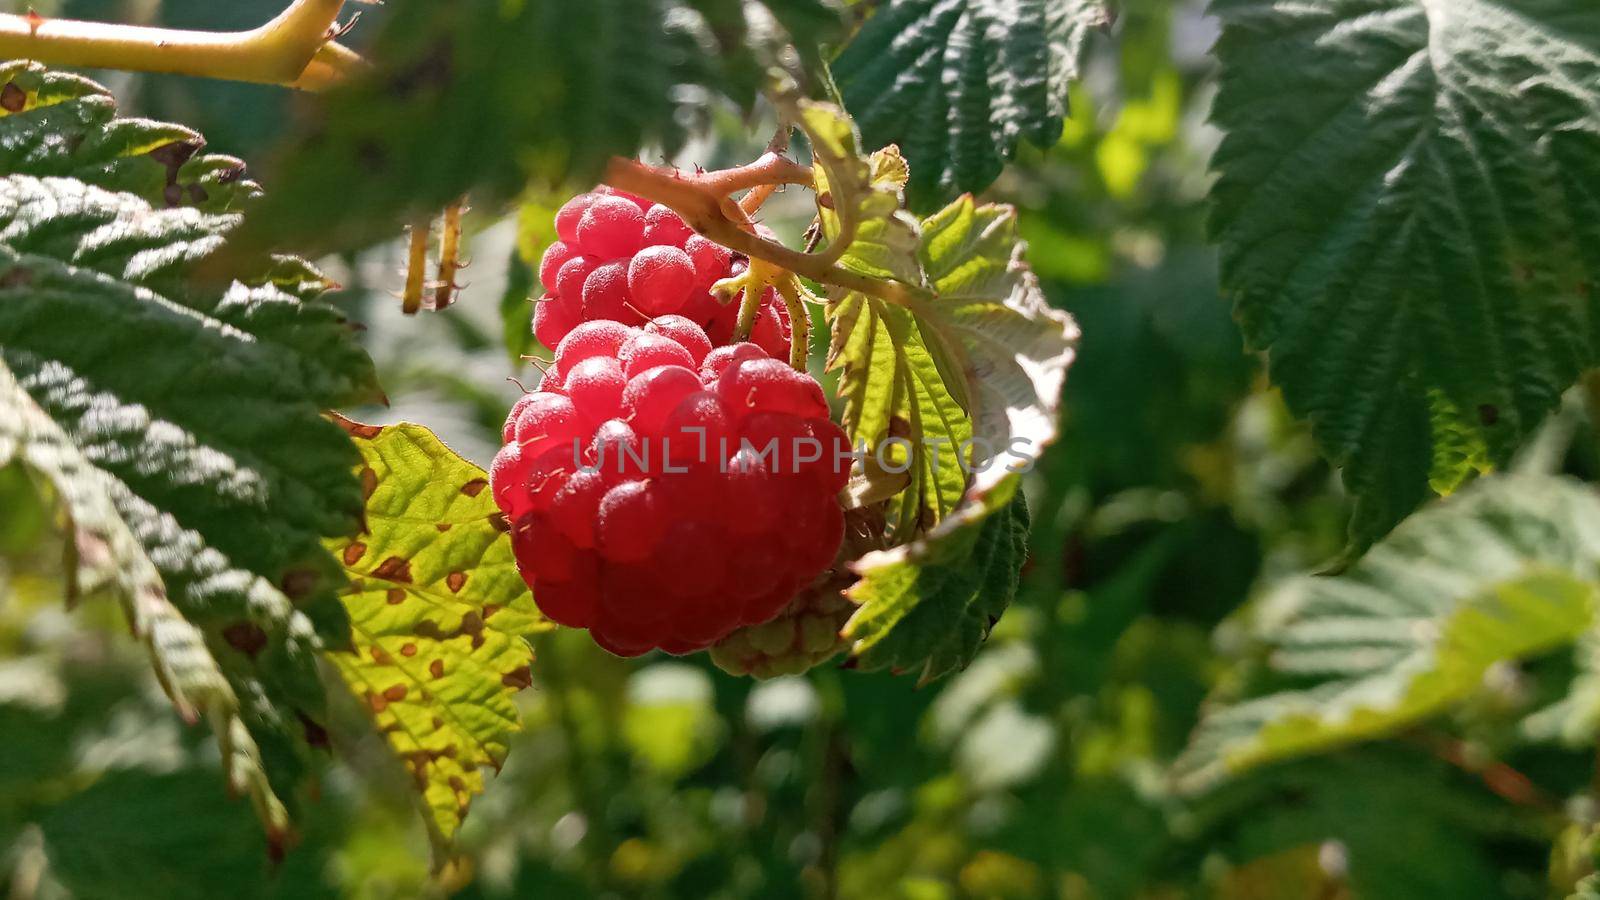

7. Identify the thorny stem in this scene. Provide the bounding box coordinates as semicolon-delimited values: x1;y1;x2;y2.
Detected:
738;182;779;218
0;0;363;90
401;219;429;315
731;259;779;344
433;201;466;310
775;275;811;371
603;157;932;309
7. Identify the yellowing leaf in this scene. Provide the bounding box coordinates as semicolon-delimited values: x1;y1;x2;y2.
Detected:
325;420;551;843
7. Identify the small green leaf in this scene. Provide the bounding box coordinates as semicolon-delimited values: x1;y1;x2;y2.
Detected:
0;60;260;211
325;420;552;844
1174;474;1600;794
833;0;1109;210
843;482;1029;683
1209;0;1600;547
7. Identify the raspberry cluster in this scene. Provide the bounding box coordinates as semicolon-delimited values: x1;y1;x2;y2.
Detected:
534;187;791;360
493;318;851;657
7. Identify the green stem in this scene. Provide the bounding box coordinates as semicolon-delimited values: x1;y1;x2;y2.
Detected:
776;275;811;371
0;0;362;89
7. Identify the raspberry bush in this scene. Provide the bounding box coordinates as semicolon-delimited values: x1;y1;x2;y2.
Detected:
19;0;1598;895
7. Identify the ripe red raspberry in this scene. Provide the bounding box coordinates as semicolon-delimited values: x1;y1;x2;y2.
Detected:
533;184;791;358
493;318;848;657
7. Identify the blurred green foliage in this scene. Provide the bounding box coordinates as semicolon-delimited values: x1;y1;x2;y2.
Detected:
6;0;1600;898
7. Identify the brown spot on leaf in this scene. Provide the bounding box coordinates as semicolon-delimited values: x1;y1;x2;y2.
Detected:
148;140;200;170
370;647;390;664
0;82;26;112
887;416;913;440
461;478;488;497
383;684;408;702
163;183;184;207
223;622;268;657
218;162;247;184
489;512;510;533
372;556;413;583
502;666;533;689
482;604;501;619
342;542;367;566
400;642;417;657
280;569;317;600
369;693;388;713
430;659;445;679
436;522;453;533
360;467;378;499
446;571;467;593
414;620;446;640
386;588;406;605
331;415;384;439
432;717;445;730
448;776;466;793
187;184;209;205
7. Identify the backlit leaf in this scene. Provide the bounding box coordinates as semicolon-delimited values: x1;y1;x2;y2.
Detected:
325;420;552;843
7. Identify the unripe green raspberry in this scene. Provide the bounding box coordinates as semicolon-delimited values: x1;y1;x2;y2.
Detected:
709;571;856;678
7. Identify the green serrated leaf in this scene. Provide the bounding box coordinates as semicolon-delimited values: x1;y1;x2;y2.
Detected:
912;196;1077;502
325;421;552;844
1209;0;1600;548
828;291;972;538
240;0;843;256
833;0;1109;210
843;482;1029;683
827;195;1076;541
826;184;1074;678
1174;474;1600;794
0;64;381;829
0;362;288;836
0;60;260;211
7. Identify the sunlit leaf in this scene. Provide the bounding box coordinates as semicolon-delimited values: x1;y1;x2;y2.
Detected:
1175;474;1600;793
0;363;287;836
833;0;1109;210
0;64;381;832
1209;0;1600;546
0;60;260;211
325;420;552;843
